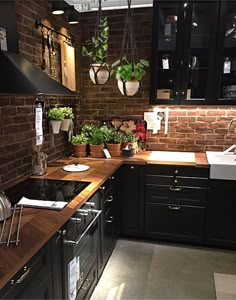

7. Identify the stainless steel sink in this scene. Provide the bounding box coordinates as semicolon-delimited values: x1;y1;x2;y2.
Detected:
206;151;236;180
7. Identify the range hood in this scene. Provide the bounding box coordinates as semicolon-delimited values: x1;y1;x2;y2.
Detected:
0;51;75;96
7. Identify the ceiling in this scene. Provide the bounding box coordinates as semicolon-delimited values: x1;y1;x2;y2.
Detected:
66;0;153;12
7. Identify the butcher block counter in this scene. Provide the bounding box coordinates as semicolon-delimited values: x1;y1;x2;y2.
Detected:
0;152;208;289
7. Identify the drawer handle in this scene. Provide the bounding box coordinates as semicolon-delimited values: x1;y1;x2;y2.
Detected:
105;195;113;203
106;216;114;224
170;186;182;192
130;166;135;169
168;206;181;210
16;268;31;284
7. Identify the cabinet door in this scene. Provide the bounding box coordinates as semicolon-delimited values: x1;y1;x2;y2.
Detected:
121;165;145;236
150;1;185;104
180;1;219;104
214;1;236;104
145;203;205;243
206;180;236;248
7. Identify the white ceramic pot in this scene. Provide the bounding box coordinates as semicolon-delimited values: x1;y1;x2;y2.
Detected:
50;120;62;134
60;119;72;131
117;78;140;96
89;64;110;85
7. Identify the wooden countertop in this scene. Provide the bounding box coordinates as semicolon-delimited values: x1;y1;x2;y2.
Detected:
0;151;208;289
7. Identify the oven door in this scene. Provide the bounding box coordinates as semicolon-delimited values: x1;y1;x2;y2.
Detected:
62;210;101;300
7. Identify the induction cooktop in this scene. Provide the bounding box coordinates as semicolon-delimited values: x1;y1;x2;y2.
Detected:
4;178;90;209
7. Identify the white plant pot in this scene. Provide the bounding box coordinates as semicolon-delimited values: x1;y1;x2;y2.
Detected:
117;78;140;96
50;120;62;134
60;119;72;131
89;64;110;85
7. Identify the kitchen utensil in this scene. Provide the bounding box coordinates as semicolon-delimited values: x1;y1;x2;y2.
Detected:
41;28;46;70
0;191;12;221
63;164;90;172
47;30;52;74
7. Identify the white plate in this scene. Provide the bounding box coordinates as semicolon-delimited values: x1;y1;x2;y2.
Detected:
63;164;90;172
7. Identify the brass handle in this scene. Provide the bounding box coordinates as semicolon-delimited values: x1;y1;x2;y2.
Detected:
170;186;181;192
168;206;180;210
16;268;31;284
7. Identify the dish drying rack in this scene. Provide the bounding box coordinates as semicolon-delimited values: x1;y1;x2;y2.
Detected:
0;205;23;246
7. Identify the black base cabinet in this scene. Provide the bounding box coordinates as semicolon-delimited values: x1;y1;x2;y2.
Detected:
120;165;146;237
145;165;209;244
206;179;236;249
0;242;53;299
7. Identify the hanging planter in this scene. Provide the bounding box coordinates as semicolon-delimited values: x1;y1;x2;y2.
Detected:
111;0;149;96
82;1;110;85
47;107;64;135
60;107;74;131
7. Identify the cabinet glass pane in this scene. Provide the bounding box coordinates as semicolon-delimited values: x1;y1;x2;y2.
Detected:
156;3;180;101
219;2;236;101
185;3;212;101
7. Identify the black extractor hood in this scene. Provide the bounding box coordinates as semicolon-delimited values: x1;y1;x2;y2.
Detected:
0;0;75;96
0;51;75;96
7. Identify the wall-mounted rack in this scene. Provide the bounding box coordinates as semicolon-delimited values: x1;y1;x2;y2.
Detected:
35;20;74;44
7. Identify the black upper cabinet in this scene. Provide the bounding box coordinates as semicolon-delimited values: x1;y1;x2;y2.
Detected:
150;0;220;105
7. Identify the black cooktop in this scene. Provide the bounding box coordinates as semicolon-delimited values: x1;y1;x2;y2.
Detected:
4;178;90;206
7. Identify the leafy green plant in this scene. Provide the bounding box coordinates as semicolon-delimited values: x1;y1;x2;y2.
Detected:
89;128;105;145
61;107;74;119
47;107;64;121
71;133;88;145
112;56;149;81
81;124;97;139
82;17;109;65
105;128;123;144
122;132;138;143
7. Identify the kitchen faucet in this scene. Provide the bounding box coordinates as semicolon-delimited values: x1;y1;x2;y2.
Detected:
224;118;236;154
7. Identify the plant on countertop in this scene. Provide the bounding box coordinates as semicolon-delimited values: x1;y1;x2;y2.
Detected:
71;133;88;145
81;124;97;140
89;128;105;145
47;107;64;121
61;107;74;119
122;132;138;143
105;128;123;144
112;56;149;82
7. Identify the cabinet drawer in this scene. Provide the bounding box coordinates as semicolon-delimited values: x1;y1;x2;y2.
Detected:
145;203;205;243
147;165;209;178
146;185;207;207
146;175;208;187
77;262;97;300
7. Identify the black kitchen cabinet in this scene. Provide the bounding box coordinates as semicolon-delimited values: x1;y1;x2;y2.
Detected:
0;242;53;299
206;179;236;248
145;165;209;243
150;0;219;105
120;165;146;237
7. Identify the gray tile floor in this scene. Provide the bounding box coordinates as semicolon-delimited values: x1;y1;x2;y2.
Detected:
90;239;236;300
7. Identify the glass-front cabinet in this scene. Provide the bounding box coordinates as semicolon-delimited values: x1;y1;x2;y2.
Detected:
150;0;236;105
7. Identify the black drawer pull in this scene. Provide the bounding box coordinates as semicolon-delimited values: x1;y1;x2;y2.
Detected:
168;206;181;210
106;216;114;224
170;186;182;192
16;268;31;284
105;196;113;203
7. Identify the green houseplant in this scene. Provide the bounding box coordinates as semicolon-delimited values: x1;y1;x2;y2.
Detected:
105;128;123;157
89;128;105;158
122;132;138;153
47;107;64;134
82;16;110;85
71;133;88;157
60;107;74;131
112;56;149;96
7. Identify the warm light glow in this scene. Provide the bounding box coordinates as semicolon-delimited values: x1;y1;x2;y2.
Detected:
52;10;64;15
68;20;79;24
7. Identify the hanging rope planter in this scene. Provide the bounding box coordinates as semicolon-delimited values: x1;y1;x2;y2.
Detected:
82;0;110;85
112;0;149;96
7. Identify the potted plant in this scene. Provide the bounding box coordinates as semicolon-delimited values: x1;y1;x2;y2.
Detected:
60;107;74;131
47;107;64;134
71;133;88;157
105;128;123;156
122;132;138;153
112;56;149;96
82;17;110;85
89;128;105;158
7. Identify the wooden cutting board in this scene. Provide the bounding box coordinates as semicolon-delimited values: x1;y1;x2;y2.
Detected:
61;43;76;91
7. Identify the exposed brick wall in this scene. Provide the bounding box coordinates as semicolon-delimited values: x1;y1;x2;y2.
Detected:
0;0;81;187
79;8;236;152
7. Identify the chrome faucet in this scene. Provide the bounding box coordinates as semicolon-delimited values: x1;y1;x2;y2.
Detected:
227;117;236;136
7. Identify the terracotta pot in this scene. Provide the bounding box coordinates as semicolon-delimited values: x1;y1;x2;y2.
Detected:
73;144;87;157
50;120;62;134
89;64;110;85
90;144;104;158
117;78;140;96
106;143;121;153
109;151;121;157
61;119;72;131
